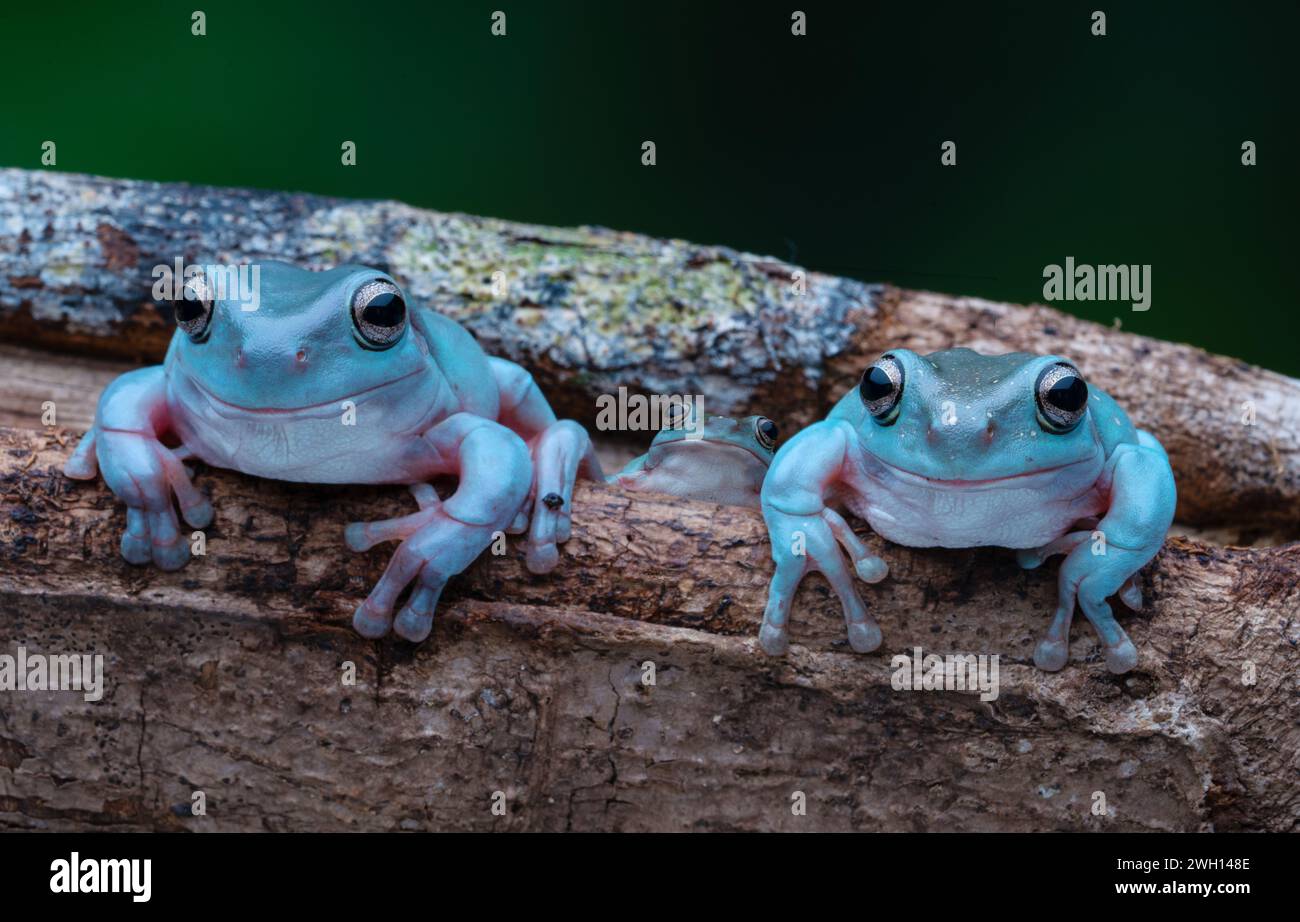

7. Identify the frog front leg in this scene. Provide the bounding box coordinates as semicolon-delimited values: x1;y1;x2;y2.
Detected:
489;357;604;573
62;366;213;570
759;419;890;655
1017;434;1176;673
351;413;531;642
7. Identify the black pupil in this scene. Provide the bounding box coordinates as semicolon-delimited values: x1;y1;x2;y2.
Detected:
175;299;205;322
1045;373;1087;412
362;292;404;328
861;364;895;402
759;420;778;442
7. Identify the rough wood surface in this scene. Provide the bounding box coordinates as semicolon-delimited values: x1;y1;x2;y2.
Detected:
1;426;1296;832
2;168;1298;529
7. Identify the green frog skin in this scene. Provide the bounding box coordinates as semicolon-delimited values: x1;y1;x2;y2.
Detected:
64;262;603;643
757;348;1177;673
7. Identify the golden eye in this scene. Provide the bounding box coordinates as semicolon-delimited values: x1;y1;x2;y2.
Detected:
754;417;779;451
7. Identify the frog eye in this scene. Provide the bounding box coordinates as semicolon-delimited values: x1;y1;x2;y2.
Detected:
754;417;779;451
860;354;904;424
351;279;407;349
174;274;214;342
1035;362;1089;433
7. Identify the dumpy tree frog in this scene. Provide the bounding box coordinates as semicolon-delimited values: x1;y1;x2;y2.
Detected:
757;348;1176;673
64;262;602;642
609;411;779;507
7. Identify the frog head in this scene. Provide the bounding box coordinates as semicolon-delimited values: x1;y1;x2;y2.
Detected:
852;347;1105;483
615;407;779;506
166;261;429;413
644;410;779;468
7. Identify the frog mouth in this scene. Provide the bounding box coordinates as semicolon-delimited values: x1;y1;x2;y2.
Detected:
873;455;1098;490
649;439;772;468
177;362;426;418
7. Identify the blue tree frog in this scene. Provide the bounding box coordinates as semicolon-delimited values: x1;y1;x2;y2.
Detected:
609;411;779;507
63;262;602;642
757;348;1176;673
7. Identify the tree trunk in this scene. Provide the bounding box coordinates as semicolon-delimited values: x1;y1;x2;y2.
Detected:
2;168;1298;529
1;426;1296;831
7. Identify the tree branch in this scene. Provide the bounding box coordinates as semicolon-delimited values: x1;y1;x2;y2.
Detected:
1;426;1296;831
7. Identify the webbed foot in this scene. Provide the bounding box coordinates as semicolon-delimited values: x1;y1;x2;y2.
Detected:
69;429;212;572
759;505;886;656
1020;533;1152;675
349;416;531;642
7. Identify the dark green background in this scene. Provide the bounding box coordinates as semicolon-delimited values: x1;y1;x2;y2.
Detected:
2;0;1295;373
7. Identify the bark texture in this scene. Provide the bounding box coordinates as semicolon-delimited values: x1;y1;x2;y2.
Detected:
2;168;1298;529
1;427;1296;832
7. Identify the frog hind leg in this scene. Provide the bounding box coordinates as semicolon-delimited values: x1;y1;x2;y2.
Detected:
344;483;443;552
1118;576;1142;610
64;429;99;479
1017;530;1090;670
346;477;531;555
821;507;888;584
